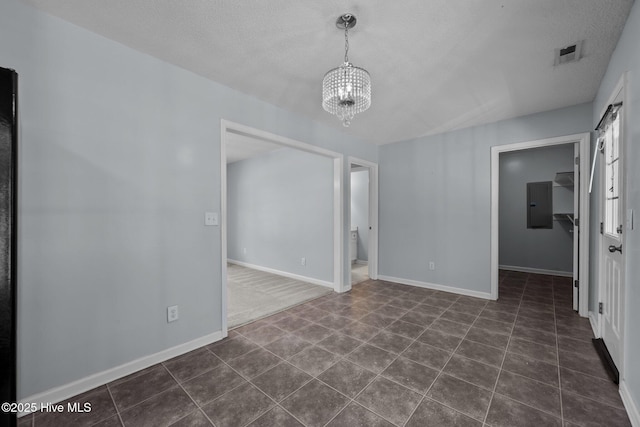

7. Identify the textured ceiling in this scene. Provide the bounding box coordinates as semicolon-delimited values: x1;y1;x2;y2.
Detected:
23;0;634;145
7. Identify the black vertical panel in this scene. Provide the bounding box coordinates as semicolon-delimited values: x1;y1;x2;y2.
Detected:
527;181;553;229
0;67;17;427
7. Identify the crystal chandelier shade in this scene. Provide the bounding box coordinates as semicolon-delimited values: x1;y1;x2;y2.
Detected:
322;14;371;127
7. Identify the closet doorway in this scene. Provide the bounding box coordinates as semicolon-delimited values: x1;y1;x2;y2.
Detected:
490;133;590;316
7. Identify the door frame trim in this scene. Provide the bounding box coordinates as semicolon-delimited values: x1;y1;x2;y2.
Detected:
490;132;591;316
220;120;344;336
348;157;380;285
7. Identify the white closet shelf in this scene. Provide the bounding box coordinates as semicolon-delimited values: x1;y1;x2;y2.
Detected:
553;213;575;225
554;171;574;186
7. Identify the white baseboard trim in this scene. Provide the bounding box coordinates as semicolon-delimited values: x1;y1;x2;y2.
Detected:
18;331;223;416
499;265;573;277
228;259;334;288
355;260;368;265
589;311;600;338
620;380;640;427
377;275;492;300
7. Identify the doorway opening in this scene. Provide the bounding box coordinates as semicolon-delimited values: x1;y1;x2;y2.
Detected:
348;157;379;288
221;120;344;335
490;133;591;316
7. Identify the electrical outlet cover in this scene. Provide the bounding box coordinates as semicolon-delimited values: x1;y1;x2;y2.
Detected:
167;305;179;322
204;212;218;226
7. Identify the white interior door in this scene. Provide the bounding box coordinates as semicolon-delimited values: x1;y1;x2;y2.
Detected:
600;102;625;370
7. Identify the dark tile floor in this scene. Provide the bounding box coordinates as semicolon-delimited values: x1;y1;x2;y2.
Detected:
20;271;631;426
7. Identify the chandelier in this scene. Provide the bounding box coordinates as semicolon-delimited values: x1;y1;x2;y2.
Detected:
322;14;371;127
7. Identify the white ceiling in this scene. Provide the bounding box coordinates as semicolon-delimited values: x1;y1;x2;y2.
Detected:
23;0;634;145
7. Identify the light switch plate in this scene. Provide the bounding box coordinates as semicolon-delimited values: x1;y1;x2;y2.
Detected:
627;209;634;230
205;211;218;226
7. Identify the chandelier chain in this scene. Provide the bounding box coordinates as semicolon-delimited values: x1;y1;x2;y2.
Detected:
344;19;349;63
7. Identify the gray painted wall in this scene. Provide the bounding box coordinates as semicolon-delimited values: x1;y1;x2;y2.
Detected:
351;169;369;262
499;145;574;273
227;148;334;282
378;103;592;295
1;0;377;399
591;0;640;411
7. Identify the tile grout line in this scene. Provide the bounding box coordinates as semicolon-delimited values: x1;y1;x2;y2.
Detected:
215;335;314;426
108;368;183;423
177;342;295;425
288;302;415;426
479;273;510;427
523;275;564;424
480;273;515;427
191;344;314;427
204;346;308;426
487;275;572;424
103;365;189;422
553;276;566;427
318;291;437;427
412;295;491;424
227;315;383;426
160;359;220;427
331;289;530;425
320;290;461;427
104;383;125;427
374;285;539;424
217;278;578;426
309;288;445;425
481;278;522;426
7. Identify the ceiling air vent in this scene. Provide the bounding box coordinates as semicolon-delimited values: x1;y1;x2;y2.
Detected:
554;41;583;65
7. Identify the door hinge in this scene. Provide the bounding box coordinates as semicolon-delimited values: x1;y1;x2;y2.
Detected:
600;222;604;234
574;280;579;288
599;302;603;314
575;218;579;227
575;156;579;165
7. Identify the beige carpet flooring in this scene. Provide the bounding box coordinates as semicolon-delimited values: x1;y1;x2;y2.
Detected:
227;264;332;328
